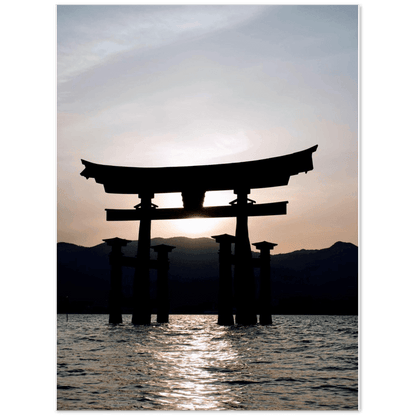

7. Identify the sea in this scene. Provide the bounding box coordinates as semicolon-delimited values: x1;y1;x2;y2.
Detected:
57;314;358;410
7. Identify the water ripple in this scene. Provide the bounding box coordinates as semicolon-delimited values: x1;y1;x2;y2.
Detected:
57;314;358;410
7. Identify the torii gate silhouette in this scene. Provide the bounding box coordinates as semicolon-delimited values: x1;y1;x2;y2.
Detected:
81;145;318;325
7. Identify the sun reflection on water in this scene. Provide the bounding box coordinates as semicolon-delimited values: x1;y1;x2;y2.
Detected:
57;314;358;410
144;320;242;410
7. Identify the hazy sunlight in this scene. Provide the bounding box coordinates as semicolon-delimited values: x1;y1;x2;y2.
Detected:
173;218;224;236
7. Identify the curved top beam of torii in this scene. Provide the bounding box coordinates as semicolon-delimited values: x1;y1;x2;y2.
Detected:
80;145;318;201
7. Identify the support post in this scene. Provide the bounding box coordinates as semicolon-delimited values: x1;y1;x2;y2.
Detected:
253;241;277;325
212;234;235;325
232;189;257;325
103;237;132;324
132;193;154;325
152;244;175;323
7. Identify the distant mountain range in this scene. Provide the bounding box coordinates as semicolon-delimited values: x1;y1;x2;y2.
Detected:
57;237;358;315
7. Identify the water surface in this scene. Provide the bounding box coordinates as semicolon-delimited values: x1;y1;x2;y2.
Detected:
57;314;358;410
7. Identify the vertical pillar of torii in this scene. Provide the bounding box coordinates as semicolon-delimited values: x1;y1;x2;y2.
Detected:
253;241;277;325
212;234;235;326
232;188;258;325
152;244;175;324
132;192;155;325
103;237;132;324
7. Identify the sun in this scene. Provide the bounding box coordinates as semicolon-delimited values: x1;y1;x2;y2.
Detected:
152;191;236;237
173;217;224;236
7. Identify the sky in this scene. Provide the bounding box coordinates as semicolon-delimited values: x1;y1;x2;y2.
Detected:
57;5;358;253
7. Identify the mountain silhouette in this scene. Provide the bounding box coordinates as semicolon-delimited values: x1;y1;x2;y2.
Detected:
57;237;358;315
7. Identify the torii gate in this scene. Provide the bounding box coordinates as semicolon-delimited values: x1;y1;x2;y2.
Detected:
80;145;318;325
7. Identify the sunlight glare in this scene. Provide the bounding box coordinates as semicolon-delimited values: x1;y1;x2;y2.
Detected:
153;190;236;237
173;218;223;236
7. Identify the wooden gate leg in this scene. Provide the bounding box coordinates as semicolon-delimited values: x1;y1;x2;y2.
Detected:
212;234;235;325
232;189;257;325
152;244;175;323
132;193;154;325
253;241;277;325
103;237;132;324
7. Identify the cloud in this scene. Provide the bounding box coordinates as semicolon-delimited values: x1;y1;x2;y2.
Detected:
57;5;267;89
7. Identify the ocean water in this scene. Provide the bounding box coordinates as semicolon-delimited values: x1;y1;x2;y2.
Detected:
57;314;358;410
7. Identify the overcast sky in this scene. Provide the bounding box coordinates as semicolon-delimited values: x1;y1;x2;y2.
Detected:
57;5;358;253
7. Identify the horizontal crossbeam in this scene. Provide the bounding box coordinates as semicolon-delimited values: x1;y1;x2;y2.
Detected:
106;201;288;221
80;145;318;195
